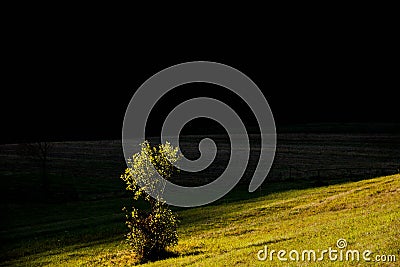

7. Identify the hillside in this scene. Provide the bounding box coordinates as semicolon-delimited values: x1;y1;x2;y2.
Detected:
1;174;399;266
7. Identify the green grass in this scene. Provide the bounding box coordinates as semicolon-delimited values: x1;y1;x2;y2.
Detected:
1;174;399;266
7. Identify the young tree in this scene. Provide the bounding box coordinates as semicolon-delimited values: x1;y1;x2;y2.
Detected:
120;141;181;261
18;141;53;193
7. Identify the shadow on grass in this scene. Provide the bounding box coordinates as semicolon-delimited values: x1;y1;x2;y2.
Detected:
137;249;205;266
139;250;180;264
244;236;294;249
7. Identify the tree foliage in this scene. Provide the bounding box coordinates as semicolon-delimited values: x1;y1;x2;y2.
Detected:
120;141;181;261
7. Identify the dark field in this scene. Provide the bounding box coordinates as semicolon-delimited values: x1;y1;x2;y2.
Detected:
1;133;399;200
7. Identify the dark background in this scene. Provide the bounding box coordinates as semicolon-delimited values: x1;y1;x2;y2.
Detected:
3;18;398;144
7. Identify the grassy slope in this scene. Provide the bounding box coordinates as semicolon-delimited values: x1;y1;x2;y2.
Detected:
2;174;399;266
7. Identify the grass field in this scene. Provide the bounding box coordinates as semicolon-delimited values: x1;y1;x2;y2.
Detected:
1;130;399;266
1;174;399;266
